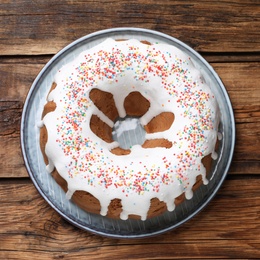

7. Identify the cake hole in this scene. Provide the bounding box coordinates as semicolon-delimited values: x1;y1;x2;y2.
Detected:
90;115;113;143
89;88;119;121
145;112;175;133
112;116;146;150
124;91;150;117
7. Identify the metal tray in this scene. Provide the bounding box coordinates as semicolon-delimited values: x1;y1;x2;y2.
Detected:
21;28;235;238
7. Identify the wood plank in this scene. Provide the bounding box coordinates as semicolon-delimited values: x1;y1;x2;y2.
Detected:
0;58;46;101
203;53;260;63
229;161;260;175
0;178;259;259
0;136;28;177
0;0;259;55
0;60;259;177
212;62;260;107
212;63;260;168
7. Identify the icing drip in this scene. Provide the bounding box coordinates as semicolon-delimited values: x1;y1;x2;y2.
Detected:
42;38;219;220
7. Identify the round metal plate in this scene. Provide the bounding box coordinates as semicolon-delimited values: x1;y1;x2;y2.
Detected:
21;28;235;238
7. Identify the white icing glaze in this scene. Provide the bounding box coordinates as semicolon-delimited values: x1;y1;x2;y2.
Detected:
42;38;219;220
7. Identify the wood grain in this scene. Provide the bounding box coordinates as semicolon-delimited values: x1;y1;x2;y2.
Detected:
0;0;259;55
0;178;259;259
0;0;259;258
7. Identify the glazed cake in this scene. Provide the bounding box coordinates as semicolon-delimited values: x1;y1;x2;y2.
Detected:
39;38;219;220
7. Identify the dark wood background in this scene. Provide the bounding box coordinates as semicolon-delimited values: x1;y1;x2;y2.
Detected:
0;0;259;259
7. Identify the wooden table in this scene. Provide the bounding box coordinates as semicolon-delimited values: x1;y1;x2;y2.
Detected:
1;0;259;259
